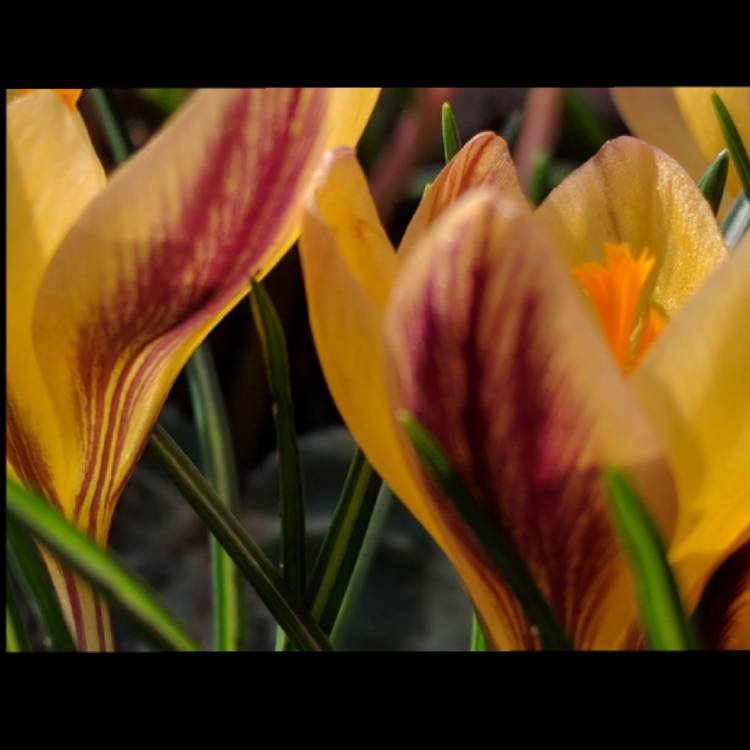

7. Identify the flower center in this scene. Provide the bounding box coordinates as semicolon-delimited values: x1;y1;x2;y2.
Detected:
573;243;667;373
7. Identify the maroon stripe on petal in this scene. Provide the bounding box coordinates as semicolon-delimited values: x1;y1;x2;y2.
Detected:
7;398;61;510
386;192;673;649
53;90;330;543
62;567;87;651
698;541;750;650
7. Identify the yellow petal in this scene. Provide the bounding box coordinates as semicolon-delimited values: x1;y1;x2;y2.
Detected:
398;132;526;257
536;136;728;324
384;189;677;649
30;88;379;550
299;148;438;531
674;87;750;197
39;548;114;652
631;233;750;610
611;88;709;182
7;88;82;110
7;90;106;506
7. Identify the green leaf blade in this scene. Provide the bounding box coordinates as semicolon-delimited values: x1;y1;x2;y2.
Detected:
186;345;244;652
711;91;750;200
470;613;489;652
697;149;730;216
146;424;332;651
305;448;382;635
441;102;462;164
6;572;31;653
250;278;306;601
602;468;696;651
6;479;199;652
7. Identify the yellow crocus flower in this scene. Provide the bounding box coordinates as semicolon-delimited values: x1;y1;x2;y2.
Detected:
612;87;750;205
6;87;379;650
299;133;750;649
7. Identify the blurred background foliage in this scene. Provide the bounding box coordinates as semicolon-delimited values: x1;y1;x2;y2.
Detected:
22;88;629;650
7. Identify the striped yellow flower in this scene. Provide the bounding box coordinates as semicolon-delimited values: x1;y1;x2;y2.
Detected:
7;87;379;650
299;133;749;649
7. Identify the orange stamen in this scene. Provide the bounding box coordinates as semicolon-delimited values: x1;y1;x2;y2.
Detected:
573;243;666;372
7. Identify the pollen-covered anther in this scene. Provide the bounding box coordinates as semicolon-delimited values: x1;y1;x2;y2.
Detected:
573;243;667;372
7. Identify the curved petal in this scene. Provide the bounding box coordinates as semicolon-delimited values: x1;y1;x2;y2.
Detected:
536;136;728;323
298;147;438;533
7;91;109;650
697;541;750;650
384;190;677;649
7;90;106;505
674;87;750;197
31;88;379;554
611;88;709;182
630;234;750;610
398;132;526;257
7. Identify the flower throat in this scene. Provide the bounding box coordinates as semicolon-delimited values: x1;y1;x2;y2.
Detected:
573;243;666;373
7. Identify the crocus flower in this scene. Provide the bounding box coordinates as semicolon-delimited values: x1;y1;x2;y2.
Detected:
612;87;750;202
299;132;750;649
7;87;379;650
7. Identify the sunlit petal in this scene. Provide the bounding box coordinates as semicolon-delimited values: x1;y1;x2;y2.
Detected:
631;234;750;609
398;132;526;257
299;147;438;530
674;87;750;197
536;136;728;324
7;90;105;506
30;89;378;555
385;190;677;649
611;88;709;183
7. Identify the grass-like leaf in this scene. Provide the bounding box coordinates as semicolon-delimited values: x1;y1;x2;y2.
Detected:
602;468;697;651
7;518;76;651
304;448;382;637
6;571;30;652
711;91;750;200
398;411;572;650
147;424;333;651
441;102;462;163
88;89;134;165
250;278;306;601
6;478;199;652
470;613;489;652
186;345;244;652
697;149;730;216
501;110;522;148
721;191;750;251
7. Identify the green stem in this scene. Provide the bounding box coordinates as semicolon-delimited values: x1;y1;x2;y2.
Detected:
146;424;333;652
186;346;244;652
